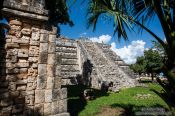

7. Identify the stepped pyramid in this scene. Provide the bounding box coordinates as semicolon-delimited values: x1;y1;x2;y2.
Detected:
56;37;137;91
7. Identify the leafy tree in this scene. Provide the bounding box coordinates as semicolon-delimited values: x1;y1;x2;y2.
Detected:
45;0;73;26
86;0;175;113
130;49;163;80
151;40;166;59
144;49;163;81
130;56;146;75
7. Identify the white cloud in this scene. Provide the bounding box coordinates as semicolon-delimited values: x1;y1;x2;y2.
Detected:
90;35;112;44
111;40;146;64
79;32;87;37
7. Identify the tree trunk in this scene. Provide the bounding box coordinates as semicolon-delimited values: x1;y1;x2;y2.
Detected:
151;72;154;82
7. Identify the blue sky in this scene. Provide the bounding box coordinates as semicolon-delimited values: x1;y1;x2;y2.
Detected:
60;1;165;64
60;1;165;47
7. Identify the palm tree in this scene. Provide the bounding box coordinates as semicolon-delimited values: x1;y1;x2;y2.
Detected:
87;0;175;113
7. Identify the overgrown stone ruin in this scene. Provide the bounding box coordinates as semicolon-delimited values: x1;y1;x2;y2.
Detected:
0;0;69;115
56;37;137;92
0;0;137;115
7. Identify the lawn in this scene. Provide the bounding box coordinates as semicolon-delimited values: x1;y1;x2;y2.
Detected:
67;83;170;116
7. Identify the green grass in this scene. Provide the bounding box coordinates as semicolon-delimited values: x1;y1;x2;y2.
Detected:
67;83;169;116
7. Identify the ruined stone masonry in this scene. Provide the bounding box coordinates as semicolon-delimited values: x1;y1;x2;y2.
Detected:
0;0;69;116
56;37;137;92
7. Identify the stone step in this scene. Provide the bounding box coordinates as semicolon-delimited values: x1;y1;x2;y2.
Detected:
61;71;80;78
61;59;78;65
61;78;78;85
61;65;79;71
56;52;77;58
56;41;77;47
56;47;77;53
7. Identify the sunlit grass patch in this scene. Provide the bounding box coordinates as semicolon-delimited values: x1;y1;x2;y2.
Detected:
78;83;168;116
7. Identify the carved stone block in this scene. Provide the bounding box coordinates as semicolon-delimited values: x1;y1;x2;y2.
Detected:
52;89;60;101
28;76;36;83
5;43;19;49
32;25;40;32
46;77;54;89
44;103;52;115
60;88;67;100
49;35;56;42
19;68;28;73
28;68;38;77
39;43;48;53
6;68;19;74
47;54;56;65
16;85;27;91
51;101;59;115
31;63;38;68
18;49;29;57
11;25;21;31
54;77;61;89
9;82;16;91
28;57;38;63
20;35;30;43
25;95;34;105
35;90;45;103
6;75;17;82
21;28;32;35
9;19;22;26
37;75;46;89
29;46;39;56
39;52;48;64
27;82;36;90
21;90;34;96
16;62;29;68
45;90;52;103
6;62;15;68
31;31;40;41
16;74;28;79
47;65;55;77
48;42;56;53
58;99;67;113
30;40;40;45
38;64;47;76
40;33;48;42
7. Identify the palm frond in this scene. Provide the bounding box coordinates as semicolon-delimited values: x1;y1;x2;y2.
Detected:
87;0;132;40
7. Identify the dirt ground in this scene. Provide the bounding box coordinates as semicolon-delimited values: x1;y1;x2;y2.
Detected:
96;106;126;116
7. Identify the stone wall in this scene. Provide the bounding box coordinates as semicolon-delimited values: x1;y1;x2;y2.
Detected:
0;17;69;116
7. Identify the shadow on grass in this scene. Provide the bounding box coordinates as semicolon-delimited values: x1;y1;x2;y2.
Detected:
67;85;109;116
110;103;170;116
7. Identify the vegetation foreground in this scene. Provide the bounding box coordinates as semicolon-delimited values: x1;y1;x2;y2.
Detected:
68;83;170;116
